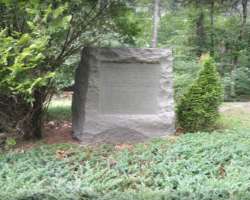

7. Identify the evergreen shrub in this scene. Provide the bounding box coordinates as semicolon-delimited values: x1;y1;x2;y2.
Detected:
177;55;223;132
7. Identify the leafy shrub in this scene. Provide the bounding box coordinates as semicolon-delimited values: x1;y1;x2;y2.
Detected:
177;55;223;132
0;30;54;134
0;30;53;101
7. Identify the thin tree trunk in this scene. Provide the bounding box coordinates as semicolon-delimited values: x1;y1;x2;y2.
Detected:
210;0;215;56
30;90;44;139
230;60;236;99
195;0;206;56
151;0;160;48
23;89;47;139
99;0;108;11
241;0;248;37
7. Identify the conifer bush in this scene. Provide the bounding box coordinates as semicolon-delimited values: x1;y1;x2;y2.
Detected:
177;55;223;132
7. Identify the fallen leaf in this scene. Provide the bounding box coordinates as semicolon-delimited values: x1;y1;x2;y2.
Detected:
219;164;226;178
56;149;74;159
115;144;133;150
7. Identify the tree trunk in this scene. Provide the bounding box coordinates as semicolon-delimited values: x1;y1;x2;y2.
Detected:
230;60;236;99
210;0;215;56
31;90;44;139
151;0;160;48
241;0;248;38
99;0;108;11
23;89;47;139
195;1;206;56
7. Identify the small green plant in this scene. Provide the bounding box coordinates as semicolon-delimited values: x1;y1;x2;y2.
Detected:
5;137;16;149
177;54;223;132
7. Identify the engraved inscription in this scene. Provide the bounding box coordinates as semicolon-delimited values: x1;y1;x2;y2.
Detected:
100;63;160;114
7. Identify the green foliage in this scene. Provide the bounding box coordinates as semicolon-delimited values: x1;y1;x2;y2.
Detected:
0;30;54;102
0;0;143;138
144;1;250;100
0;0;143;94
177;55;223;132
174;57;202;100
235;67;250;96
4;137;16;150
1;128;250;199
157;8;202;99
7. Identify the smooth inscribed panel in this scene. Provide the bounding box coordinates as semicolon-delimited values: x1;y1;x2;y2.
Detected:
100;63;160;114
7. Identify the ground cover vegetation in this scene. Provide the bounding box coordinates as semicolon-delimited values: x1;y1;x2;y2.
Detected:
1;101;250;199
1;0;250;138
1;127;250;199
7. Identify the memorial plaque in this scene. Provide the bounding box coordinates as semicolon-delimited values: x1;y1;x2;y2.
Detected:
72;47;175;140
99;63;160;114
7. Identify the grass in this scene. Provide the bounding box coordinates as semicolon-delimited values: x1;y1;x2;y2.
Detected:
219;102;250;129
46;98;71;121
1;100;250;199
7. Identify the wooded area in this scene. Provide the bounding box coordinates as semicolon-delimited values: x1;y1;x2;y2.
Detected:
144;0;250;101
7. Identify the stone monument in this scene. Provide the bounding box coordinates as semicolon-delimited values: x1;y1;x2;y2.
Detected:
72;47;175;140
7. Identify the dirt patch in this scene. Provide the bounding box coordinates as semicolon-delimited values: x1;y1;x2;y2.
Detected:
43;121;78;144
12;121;79;151
13;122;151;150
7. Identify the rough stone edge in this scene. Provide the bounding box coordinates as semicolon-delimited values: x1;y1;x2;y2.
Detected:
72;48;90;139
72;47;176;140
90;47;171;63
159;51;175;134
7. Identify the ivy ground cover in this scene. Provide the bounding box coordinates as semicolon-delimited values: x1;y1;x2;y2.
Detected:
1;128;250;199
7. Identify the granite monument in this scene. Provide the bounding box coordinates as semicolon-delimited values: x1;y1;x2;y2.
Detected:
72;47;175;140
